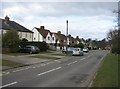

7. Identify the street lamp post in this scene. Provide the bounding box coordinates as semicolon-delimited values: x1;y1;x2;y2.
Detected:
66;20;68;51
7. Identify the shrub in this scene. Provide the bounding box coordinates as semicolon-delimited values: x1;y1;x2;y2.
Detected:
2;29;20;53
73;43;84;49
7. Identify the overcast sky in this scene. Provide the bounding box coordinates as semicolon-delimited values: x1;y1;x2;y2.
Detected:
1;0;118;40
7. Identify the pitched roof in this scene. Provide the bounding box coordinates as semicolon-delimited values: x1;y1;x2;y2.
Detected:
35;27;52;38
53;33;67;41
0;18;33;33
67;35;75;42
75;36;81;42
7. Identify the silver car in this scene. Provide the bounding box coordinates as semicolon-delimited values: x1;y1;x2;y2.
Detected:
72;48;84;56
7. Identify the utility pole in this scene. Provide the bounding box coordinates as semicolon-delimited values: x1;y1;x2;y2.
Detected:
66;20;68;51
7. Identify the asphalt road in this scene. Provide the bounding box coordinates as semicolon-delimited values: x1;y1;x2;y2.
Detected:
1;50;107;87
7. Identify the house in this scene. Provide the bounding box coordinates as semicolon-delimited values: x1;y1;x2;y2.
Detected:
52;31;67;50
67;35;76;47
0;16;33;41
32;26;52;44
81;38;86;45
33;26;67;50
75;36;81;44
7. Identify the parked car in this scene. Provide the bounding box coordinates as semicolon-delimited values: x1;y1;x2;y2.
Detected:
62;48;74;54
83;48;89;52
19;45;40;54
72;48;84;56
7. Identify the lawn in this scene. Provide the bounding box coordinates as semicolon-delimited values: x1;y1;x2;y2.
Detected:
92;53;119;87
1;59;24;68
5;50;54;56
39;50;54;54
29;55;59;59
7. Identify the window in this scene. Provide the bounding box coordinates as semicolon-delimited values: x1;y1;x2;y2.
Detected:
52;37;54;40
48;37;50;40
21;32;22;38
30;33;31;38
26;33;27;38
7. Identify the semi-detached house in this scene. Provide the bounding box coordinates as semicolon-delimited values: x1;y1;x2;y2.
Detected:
32;26;52;44
32;26;83;50
52;31;67;50
0;16;33;41
33;26;68;50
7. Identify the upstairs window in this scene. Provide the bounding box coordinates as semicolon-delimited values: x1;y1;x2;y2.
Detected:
48;37;50;40
52;37;54;40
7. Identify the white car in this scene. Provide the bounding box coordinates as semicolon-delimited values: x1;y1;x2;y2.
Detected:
72;48;84;56
83;48;89;52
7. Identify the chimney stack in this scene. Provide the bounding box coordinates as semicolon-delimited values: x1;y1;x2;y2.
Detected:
5;16;10;24
68;34;71;37
76;36;79;39
40;26;45;30
57;31;61;34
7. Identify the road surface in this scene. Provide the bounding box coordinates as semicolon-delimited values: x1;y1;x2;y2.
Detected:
1;50;107;87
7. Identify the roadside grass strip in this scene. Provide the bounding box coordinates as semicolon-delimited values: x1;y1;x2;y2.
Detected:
39;50;54;54
29;55;59;59
92;53;119;87
2;59;24;68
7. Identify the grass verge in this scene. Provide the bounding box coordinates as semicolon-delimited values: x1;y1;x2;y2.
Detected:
1;59;24;68
92;53;119;87
5;50;54;56
39;50;54;54
29;55;59;59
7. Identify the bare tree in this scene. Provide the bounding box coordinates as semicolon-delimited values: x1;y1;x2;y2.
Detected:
106;8;120;54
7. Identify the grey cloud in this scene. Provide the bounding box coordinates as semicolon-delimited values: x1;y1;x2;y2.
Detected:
2;2;118;17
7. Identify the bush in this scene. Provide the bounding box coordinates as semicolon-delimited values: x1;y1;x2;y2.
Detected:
73;43;84;49
20;41;49;51
2;29;20;53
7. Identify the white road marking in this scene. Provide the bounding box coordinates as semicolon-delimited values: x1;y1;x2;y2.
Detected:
33;67;36;68
67;61;77;65
46;63;50;65
13;69;24;72
41;64;46;66
0;82;17;88
80;55;93;61
38;67;62;76
5;72;10;75
13;67;31;72
101;55;106;61
54;60;61;62
80;58;86;60
24;66;31;70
